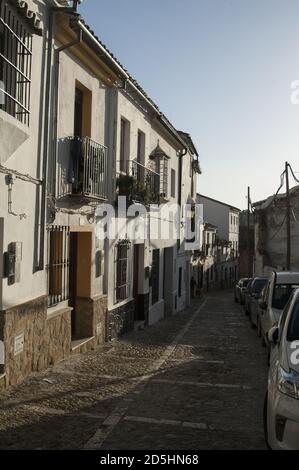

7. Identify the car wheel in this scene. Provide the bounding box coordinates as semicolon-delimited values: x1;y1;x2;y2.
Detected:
263;392;272;450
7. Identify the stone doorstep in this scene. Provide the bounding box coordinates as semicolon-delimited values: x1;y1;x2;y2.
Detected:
71;336;95;352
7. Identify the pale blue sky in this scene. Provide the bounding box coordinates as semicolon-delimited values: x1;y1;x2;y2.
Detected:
79;0;299;209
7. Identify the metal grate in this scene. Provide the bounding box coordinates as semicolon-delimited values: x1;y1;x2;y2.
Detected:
0;0;32;125
82;137;108;199
155;157;168;197
115;241;131;303
57;136;108;200
47;226;70;308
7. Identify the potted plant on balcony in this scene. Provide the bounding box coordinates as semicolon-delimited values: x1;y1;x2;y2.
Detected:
133;180;150;204
116;174;135;198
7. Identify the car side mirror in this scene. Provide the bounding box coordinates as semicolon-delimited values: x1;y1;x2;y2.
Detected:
258;299;267;310
268;326;279;345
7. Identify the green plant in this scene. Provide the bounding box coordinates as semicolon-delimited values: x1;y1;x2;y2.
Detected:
116;174;135;196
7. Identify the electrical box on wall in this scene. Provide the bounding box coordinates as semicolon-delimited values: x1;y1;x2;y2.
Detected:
3;242;22;285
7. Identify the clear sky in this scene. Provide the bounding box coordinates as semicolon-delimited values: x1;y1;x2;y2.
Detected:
79;0;299;209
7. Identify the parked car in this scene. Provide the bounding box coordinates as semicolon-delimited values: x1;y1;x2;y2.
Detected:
264;288;299;449
245;276;268;322
258;272;299;350
234;278;252;304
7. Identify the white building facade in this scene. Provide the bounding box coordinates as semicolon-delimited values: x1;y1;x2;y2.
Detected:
197;194;240;287
0;0;202;388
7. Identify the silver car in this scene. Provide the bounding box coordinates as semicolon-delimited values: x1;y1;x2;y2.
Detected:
264;288;299;449
259;272;299;351
246;277;268;324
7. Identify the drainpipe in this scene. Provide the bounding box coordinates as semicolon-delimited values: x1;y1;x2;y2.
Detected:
178;148;188;207
36;7;81;272
36;7;54;272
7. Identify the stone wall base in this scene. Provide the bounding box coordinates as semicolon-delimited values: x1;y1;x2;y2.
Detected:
0;294;108;388
0;374;6;391
108;300;134;340
45;307;72;366
75;295;108;344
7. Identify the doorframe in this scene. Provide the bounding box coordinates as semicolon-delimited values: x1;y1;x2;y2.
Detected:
69;226;93;339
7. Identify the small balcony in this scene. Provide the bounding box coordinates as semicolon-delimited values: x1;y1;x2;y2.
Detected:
57;136;108;200
116;160;160;205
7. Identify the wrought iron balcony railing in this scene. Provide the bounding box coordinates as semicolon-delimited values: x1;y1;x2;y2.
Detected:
116;159;160;205
57;136;108;200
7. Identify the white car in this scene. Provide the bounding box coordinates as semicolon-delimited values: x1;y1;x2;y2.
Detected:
258;272;299;350
264;288;299;450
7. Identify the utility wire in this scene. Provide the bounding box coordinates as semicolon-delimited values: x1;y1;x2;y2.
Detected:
269;214;287;240
261;170;286;209
291;208;299;225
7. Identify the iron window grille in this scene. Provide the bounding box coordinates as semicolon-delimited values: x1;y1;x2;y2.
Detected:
47;226;70;308
157;156;168;197
0;0;32;125
115;240;131;303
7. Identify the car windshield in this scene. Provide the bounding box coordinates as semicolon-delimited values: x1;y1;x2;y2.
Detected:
272;283;299;310
242;279;250;287
287;298;299;341
252;279;268;294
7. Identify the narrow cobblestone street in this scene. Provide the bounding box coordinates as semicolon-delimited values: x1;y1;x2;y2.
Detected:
0;291;267;450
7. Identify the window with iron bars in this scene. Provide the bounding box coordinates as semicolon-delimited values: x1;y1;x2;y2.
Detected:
115;241;131;303
47;226;70;308
0;1;32;125
156;157;168;197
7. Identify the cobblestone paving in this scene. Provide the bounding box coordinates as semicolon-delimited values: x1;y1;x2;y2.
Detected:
0;291;267;449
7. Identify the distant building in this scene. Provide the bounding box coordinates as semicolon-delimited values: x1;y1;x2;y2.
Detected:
192;223;217;292
196;194;241;287
253;185;299;274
